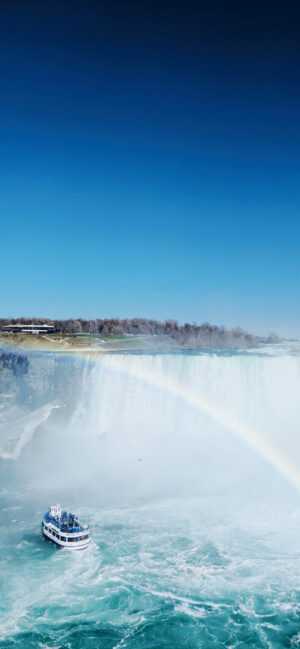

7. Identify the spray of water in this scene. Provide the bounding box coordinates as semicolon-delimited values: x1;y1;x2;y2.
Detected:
93;352;300;492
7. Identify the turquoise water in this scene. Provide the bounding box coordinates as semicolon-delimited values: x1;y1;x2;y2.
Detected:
1;348;300;647
2;492;300;648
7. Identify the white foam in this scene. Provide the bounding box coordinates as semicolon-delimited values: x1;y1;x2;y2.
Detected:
0;402;60;460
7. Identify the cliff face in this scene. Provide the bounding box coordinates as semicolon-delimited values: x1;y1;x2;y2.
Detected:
0;350;29;376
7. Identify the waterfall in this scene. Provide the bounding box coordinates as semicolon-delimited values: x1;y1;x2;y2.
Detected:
1;347;300;502
90;352;300;490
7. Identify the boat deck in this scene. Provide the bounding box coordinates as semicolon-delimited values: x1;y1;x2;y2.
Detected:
44;510;85;533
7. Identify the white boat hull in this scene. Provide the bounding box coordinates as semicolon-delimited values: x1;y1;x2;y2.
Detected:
42;521;90;550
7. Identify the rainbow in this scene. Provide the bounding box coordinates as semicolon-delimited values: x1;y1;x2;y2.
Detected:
97;354;300;492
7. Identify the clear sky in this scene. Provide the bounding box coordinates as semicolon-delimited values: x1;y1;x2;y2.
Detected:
1;1;299;336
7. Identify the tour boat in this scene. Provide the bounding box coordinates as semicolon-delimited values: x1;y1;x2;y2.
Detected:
42;504;90;550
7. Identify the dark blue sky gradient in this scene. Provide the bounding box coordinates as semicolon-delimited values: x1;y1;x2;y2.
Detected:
1;1;299;334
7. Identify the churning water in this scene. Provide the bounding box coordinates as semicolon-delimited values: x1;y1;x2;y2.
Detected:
1;346;300;648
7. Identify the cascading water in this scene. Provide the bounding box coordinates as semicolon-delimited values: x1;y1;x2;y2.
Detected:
1;346;300;648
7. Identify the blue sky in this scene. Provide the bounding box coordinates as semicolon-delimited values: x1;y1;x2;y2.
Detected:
0;2;299;336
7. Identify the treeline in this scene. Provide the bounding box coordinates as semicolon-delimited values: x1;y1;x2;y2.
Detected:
0;317;278;348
